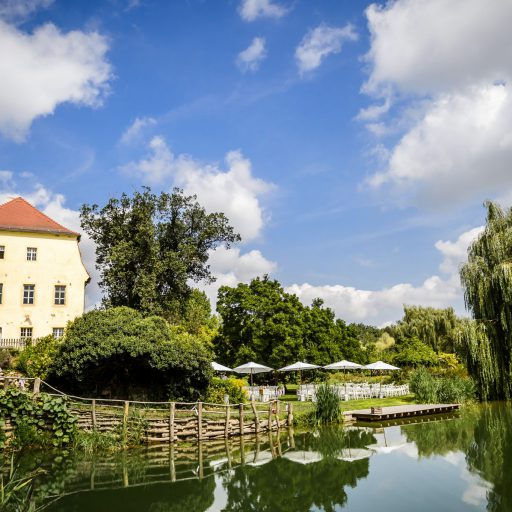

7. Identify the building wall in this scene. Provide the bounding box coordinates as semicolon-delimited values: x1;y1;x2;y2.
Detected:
0;230;89;339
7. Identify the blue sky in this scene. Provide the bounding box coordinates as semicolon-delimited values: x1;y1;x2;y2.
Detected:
1;0;510;325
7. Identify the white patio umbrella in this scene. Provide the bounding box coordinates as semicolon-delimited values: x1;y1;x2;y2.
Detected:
233;361;273;386
364;361;400;396
211;361;233;372
324;360;363;393
283;450;323;465
337;448;375;462
278;361;320;386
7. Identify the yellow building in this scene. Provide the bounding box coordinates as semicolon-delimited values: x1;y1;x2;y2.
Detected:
0;197;89;342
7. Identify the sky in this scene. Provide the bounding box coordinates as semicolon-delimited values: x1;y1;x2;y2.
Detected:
0;0;509;326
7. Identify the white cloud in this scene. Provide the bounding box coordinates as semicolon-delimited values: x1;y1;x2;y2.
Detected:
0;0;53;22
363;0;512;208
356;98;391;121
286;225;482;326
199;246;277;306
364;0;512;96
237;37;267;73
238;0;287;22
367;84;512;206
0;20;112;141
120;116;156;145
295;23;357;74
121;136;274;242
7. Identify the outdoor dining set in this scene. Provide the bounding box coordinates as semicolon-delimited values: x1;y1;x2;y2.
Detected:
211;359;403;403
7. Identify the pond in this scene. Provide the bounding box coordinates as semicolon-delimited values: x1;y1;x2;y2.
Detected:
4;402;512;511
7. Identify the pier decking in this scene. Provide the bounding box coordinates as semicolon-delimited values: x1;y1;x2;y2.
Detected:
347;403;460;422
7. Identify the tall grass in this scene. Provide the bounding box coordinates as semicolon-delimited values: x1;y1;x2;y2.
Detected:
314;383;342;425
409;368;475;404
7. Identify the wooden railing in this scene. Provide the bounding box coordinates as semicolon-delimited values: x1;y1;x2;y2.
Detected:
0;376;294;444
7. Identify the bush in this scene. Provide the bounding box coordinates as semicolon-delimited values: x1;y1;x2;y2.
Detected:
17;335;59;378
409;368;475;404
47;307;213;401
314;383;342;424
0;349;16;370
206;377;248;404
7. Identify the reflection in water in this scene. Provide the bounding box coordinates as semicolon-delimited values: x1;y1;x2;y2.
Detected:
6;404;512;511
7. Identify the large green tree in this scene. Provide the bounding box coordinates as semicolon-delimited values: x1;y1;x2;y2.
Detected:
215;276;362;368
80;188;240;318
48;307;213;401
459;201;512;400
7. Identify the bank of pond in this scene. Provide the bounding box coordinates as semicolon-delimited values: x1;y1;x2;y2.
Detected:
3;402;512;511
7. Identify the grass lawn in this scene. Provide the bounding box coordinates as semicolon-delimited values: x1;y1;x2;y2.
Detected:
278;383;417;416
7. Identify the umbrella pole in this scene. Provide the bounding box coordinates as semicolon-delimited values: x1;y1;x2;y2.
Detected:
251;370;253;387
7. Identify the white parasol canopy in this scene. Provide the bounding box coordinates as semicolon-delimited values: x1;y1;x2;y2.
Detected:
278;361;320;371
234;362;273;374
211;361;233;372
324;360;362;370
337;448;375;462
364;361;400;371
233;361;273;385
283;450;323;465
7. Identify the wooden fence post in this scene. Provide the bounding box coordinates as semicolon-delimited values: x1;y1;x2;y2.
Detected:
251;399;259;434
91;400;97;430
287;402;293;426
239;403;244;435
197;402;203;441
32;378;41;395
267;401;272;431
275;400;280;430
123;401;130;443
169;402;175;442
224;404;230;438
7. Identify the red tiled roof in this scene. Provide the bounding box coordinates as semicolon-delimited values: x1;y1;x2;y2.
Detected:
0;197;79;237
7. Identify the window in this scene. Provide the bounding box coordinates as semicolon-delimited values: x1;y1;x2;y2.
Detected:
52;328;64;339
0;283;2;304
0;246;4;259
20;327;32;339
26;247;37;261
54;285;66;305
23;284;35;305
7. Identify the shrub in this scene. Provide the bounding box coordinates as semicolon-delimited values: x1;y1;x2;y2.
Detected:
409;368;475;404
47;307;213;401
17;335;59;378
206;377;248;404
314;383;342;424
0;349;16;371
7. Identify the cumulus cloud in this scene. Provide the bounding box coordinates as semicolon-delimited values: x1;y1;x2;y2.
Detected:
0;20;112;141
237;37;267;73
120;116;156;145
295;23;357;74
121;136;274;242
363;0;512;209
0;0;53;22
238;0;287;22
364;0;512;96
199;246;277;306
286;225;482;326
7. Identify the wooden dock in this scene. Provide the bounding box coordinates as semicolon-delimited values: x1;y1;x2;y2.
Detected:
347;403;460;422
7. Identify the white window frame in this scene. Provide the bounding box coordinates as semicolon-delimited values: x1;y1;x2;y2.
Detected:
23;284;35;305
26;247;37;261
52;327;64;339
20;327;33;339
54;285;66;305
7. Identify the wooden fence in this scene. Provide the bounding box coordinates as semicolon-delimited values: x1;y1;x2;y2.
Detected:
0;376;294;444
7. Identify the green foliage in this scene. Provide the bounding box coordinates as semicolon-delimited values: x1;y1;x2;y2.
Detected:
459;201;512;400
215;276;363;368
394;305;460;352
409;368;475;404
0;349;16;371
205;377;248;404
0;388;76;448
374;332;395;352
391;336;440;368
16;335;60;379
47;307;213;401
314;383;342;424
80;187;240;318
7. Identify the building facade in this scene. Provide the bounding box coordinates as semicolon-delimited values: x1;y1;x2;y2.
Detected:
0;197;89;341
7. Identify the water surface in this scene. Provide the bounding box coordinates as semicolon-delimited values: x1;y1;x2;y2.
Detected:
7;403;512;511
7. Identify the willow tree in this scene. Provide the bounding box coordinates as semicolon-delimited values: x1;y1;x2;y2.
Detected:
459;201;512;400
